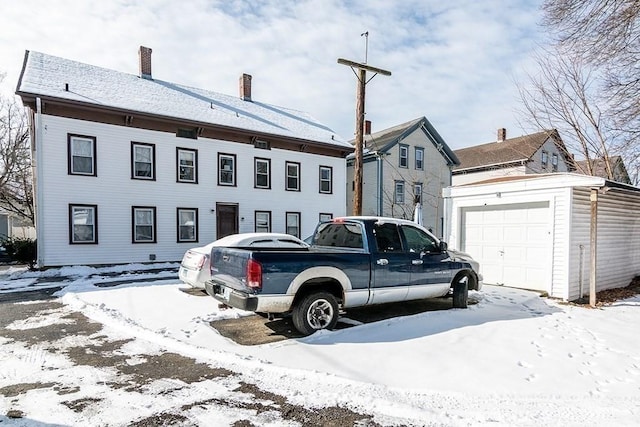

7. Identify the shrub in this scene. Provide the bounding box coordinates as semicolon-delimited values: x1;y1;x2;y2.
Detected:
2;237;37;270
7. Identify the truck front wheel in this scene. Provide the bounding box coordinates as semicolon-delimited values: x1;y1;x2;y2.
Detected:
292;291;339;335
452;273;470;308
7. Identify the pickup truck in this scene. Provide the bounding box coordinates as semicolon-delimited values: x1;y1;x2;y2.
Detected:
205;216;482;335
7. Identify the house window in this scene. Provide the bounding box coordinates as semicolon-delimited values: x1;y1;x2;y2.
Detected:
131;142;155;180
132;206;156;243
255;158;271;189
177;208;198;242
552;153;558;171
399;144;408;168
414;183;423;203
177;148;197;183
286;161;300;191
395;181;405;204
415;147;424;170
255;211;271;232
68;134;96;176
319;213;333;222
69;204;97;244
319;166;333;194
541;150;548;169
286;212;301;238
218;153;236;186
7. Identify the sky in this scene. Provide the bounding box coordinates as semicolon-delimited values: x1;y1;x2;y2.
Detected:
1;264;640;425
0;0;545;149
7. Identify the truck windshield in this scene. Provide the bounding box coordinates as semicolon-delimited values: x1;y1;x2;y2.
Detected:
314;222;364;249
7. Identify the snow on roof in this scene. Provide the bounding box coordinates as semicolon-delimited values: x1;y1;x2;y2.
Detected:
17;51;350;148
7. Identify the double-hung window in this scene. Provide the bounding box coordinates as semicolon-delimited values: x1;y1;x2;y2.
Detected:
218;153;236;186
319;213;333;222
399;144;408;168
541;150;548;169
132;142;155;180
132;206;156;243
395;180;405;204
319;166;333;194
255;211;271;232
552;153;558;171
68;134;96;176
415;147;424;170
177;148;197;183
286;212;301;238
286;161;300;191
414;183;423;203
177;208;198;242
69;204;98;244
255;158;271;189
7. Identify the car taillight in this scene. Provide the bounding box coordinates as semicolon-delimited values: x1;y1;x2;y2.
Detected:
196;254;206;270
247;258;262;289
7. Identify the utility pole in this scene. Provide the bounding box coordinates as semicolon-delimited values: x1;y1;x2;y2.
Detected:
338;32;391;216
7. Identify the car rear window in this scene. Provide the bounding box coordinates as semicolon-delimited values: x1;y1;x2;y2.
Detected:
314;223;364;249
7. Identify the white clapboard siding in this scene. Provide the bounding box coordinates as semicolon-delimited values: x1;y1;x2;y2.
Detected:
38;115;346;266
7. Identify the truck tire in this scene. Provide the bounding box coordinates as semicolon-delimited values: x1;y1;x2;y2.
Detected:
452;274;469;308
292;291;339;335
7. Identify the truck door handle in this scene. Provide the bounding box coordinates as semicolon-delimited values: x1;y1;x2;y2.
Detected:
412;260;423;265
376;259;389;266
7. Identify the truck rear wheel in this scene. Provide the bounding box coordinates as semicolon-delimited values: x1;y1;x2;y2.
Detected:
452;273;469;308
292;291;339;335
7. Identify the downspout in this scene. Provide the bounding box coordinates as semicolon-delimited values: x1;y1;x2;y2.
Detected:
376;152;384;215
35;97;44;267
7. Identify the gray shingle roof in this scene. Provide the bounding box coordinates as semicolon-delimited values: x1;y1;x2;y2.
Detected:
453;130;559;172
16;51;349;148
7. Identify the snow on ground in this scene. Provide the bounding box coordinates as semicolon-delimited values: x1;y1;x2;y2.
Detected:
1;264;640;425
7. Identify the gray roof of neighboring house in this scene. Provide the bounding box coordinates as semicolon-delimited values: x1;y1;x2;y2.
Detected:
453;130;561;172
348;116;459;166
16;50;349;148
573;156;631;184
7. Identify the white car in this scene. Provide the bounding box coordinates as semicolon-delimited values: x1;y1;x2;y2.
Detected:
178;233;309;289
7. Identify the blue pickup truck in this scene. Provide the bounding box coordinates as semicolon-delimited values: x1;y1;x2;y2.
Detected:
205;216;482;335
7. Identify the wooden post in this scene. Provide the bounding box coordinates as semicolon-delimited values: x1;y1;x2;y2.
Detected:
589;188;598;307
337;58;391;216
353;68;366;216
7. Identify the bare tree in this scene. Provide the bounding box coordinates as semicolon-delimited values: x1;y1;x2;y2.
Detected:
0;73;34;224
539;0;640;183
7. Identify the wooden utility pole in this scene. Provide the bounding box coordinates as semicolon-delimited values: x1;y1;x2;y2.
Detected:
338;39;391;216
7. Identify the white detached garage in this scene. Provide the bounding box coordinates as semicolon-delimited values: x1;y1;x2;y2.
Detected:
443;173;640;301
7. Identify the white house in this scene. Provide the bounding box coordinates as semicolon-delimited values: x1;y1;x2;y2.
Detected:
452;129;573;186
16;47;350;267
443;173;640;301
346;117;459;236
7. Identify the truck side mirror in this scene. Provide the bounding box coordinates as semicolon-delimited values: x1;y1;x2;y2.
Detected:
439;241;448;252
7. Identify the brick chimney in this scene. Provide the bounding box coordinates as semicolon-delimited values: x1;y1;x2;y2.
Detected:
364;120;372;135
497;128;507;142
239;73;252;101
139;46;152;80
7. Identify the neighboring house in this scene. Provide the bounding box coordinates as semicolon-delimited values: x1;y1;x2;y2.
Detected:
16;47;351;267
574;156;632;185
452;128;573;186
0;209;35;241
346;117;459;236
443;173;640;301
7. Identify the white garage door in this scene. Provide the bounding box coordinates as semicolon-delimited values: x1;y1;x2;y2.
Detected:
461;201;551;291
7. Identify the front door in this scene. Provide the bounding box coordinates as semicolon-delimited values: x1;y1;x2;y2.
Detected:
216;203;238;239
370;222;411;304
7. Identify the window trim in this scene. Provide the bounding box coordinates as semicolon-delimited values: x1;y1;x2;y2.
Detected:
285;161;301;191
176;147;198;184
69;204;98;244
395;180;405;204
319;165;333;194
218;153;237;187
254;210;272;232
131;142;156;181
254;157;271;189
399;144;409;168
68;134;97;176
415;147;424;170
177;207;198;243
286;211;301;238
132;206;157;243
414;182;423;204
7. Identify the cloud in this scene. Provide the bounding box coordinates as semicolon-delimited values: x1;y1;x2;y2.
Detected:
0;0;544;148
